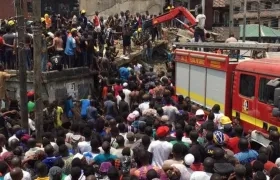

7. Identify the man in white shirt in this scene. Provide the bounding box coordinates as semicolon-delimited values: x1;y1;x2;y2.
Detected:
8;125;21;147
78;128;92;153
193;7;206;42
225;33;238;43
122;82;131;106
148;126;172;167
4;157;31;180
138;94;150;113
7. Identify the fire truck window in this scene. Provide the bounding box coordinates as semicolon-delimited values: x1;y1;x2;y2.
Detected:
259;78;275;105
239;74;256;98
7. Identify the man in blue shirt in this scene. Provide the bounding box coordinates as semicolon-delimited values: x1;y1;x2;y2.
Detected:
234;138;258;165
80;95;91;120
93;141;117;165
42;145;60;169
64;29;77;68
65;96;74;121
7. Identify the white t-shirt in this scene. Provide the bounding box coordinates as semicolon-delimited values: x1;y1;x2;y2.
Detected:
123;88;131;105
190;171;212;180
195;14;206;29
4;170;31;180
8;134;19;147
139;102;150;113
116;95;121;106
148;140;173;167
78;141;91;154
182;137;192;144
171;164;192;180
28;118;35;132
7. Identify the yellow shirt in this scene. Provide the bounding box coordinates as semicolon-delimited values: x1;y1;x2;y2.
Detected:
0;72;11;100
35;177;49;180
55;106;63;127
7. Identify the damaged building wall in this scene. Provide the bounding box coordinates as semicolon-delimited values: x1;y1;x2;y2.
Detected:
6;68;94;102
80;0;164;19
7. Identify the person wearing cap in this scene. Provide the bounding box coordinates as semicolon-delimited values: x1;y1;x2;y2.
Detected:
148;126;172;167
195;109;205;129
217;116;232;131
168;153;194;180
122;82;131;106
44;14;52;29
79;10;87;28
64;28;77;68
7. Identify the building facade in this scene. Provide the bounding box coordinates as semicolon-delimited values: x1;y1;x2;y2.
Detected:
233;0;280;29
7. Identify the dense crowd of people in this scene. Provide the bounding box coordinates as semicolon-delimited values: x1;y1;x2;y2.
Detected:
1;2;280;180
0;4;168;72
0;60;279;180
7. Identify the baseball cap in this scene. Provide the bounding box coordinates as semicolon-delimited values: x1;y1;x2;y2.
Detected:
27;90;34;97
184;153;195;166
195;109;205;116
160;115;169;123
123;82;128;87
156;126;169;138
220;116;232;125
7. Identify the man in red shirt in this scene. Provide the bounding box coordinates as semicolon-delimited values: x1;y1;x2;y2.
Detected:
93;11;100;28
227;125;244;154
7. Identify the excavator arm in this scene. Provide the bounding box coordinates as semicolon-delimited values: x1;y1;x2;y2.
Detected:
143;6;196;33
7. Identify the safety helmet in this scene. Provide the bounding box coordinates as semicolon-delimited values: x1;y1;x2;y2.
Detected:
8;20;15;26
41;17;45;22
44;14;49;18
81;10;86;14
71;28;77;33
213;131;225;146
195;109;205;116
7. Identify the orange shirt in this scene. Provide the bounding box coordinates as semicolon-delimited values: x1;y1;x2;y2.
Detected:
102;86;108;100
45;17;52;29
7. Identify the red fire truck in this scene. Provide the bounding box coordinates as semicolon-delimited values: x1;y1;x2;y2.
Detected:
174;43;280;133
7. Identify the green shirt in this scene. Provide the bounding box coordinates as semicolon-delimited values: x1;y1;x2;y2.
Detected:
170;140;190;148
28;101;35;113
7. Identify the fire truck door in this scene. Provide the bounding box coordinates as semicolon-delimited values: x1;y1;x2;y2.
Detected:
237;73;257;130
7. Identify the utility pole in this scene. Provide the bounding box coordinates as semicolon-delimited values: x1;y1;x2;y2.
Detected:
258;0;261;42
229;0;234;35
242;0;247;42
32;0;43;142
15;0;29;130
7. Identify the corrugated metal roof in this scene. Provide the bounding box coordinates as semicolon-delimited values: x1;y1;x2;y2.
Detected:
239;24;280;38
213;0;226;7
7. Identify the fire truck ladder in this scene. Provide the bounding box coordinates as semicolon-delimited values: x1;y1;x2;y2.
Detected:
173;42;280;51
